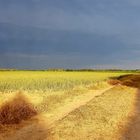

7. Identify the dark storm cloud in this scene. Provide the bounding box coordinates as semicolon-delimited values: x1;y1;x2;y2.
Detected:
0;0;140;69
0;23;126;55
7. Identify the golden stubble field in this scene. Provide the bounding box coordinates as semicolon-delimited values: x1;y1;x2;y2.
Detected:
0;71;139;140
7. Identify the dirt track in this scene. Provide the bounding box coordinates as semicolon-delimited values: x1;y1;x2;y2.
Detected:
46;86;114;126
1;86;114;140
120;89;140;140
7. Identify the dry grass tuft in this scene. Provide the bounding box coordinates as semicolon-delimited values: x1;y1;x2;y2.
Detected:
117;74;140;88
107;79;121;85
0;92;37;125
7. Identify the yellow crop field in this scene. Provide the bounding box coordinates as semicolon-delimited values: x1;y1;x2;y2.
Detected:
0;71;127;111
0;71;139;140
0;71;128;92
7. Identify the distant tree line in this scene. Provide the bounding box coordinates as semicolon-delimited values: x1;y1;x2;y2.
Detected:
0;68;140;73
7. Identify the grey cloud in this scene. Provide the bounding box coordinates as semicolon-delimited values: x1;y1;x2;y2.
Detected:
0;0;140;69
0;23;126;55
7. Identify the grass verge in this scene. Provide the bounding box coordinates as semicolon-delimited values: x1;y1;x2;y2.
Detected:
49;86;137;140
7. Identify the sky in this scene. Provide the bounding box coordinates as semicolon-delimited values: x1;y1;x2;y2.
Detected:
0;0;140;69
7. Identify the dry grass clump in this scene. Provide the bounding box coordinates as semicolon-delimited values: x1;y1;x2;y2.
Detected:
0;92;37;125
117;74;140;88
108;74;140;87
107;79;121;85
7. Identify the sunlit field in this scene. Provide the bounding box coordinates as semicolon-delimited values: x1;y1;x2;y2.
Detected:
0;71;129;92
0;71;139;140
0;71;128;111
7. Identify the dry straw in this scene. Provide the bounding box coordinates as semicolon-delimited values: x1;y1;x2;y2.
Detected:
0;92;37;125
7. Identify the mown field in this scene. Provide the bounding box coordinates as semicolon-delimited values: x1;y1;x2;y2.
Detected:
0;71;139;140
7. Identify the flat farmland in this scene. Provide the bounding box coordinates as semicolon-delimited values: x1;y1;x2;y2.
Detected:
0;71;139;140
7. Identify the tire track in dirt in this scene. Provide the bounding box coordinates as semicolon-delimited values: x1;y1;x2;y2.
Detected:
45;86;115;127
3;86;115;140
114;74;140;140
120;89;140;140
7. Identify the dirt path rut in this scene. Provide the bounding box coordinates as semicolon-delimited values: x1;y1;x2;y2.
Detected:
45;86;114;126
2;86;114;140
